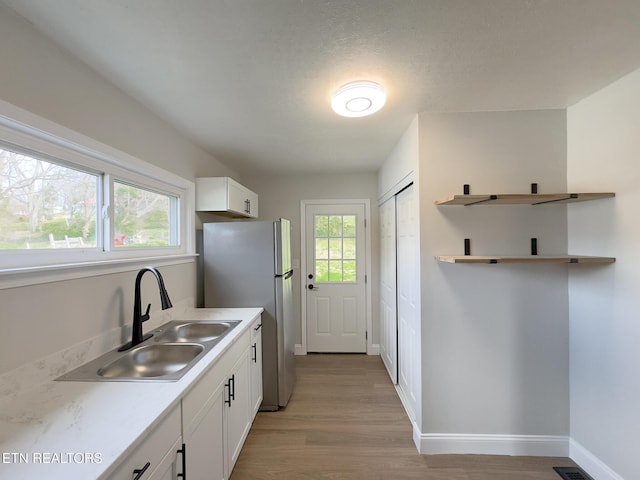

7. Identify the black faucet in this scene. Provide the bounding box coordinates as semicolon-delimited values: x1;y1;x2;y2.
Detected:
119;266;173;351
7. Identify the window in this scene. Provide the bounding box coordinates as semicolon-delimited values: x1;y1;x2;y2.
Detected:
314;214;356;282
113;181;177;248
1;147;98;249
0;109;193;278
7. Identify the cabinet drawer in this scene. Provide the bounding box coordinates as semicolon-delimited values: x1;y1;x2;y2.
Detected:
251;316;263;340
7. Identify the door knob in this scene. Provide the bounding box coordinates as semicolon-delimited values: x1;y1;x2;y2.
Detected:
308;284;315;290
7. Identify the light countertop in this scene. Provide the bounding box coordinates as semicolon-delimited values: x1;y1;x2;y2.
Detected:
0;307;263;479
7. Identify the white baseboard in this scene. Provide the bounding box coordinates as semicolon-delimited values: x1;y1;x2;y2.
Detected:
294;344;380;355
417;433;569;457
570;438;624;480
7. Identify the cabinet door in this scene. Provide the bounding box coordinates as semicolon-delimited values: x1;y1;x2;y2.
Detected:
225;352;251;476
148;437;183;480
183;382;225;480
227;179;251;217
250;320;263;417
108;406;181;479
244;189;259;218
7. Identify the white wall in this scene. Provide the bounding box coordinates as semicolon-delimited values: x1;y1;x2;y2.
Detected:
0;7;234;375
567;68;640;480
243;173;379;348
378;115;419;199
0;6;235;182
417;110;570;452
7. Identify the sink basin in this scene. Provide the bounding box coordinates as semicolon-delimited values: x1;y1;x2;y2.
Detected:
97;344;204;379
154;321;241;343
56;319;242;382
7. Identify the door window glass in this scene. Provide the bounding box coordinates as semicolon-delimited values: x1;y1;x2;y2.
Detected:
314;214;356;282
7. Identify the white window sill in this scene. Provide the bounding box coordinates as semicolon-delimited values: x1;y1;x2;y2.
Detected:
0;254;198;290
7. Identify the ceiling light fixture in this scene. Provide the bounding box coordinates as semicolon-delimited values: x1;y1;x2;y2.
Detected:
331;81;386;118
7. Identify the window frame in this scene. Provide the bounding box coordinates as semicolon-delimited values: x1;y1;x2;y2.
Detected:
0;102;195;288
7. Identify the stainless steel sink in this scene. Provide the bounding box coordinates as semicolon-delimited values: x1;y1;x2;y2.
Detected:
56;319;241;382
154;320;241;343
97;344;204;379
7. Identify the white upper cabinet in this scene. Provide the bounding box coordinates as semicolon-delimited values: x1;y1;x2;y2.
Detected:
196;177;259;218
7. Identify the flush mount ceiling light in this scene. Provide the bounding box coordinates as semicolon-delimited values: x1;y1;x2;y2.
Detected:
331;81;386;118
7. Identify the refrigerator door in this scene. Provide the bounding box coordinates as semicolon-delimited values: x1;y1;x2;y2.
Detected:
274;269;295;406
274;218;292;276
203;221;279;409
203;219;294;410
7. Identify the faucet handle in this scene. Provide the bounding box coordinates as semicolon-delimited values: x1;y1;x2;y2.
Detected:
141;303;151;322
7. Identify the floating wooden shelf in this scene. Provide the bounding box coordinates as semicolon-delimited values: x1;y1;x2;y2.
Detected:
434;192;615;206
436;255;616;264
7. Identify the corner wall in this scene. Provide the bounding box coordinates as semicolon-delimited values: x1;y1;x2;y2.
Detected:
567;68;640;480
0;6;234;181
0;7;233;375
417;110;570;454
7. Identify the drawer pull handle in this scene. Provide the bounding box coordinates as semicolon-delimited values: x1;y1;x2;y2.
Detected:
252;343;257;363
224;380;231;406
177;443;187;479
133;462;151;480
254;323;262;331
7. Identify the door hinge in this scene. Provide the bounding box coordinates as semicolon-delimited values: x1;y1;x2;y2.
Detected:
365;274;367;284
366;331;368;340
364;218;367;228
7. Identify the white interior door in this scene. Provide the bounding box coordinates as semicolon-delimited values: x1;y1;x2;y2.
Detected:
396;184;420;420
379;197;398;384
305;203;366;353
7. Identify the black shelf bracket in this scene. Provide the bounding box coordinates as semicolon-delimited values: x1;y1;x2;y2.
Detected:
464;195;497;206
532;193;579;205
531;183;538;194
531;238;538;256
463;184;470;195
464;238;471;256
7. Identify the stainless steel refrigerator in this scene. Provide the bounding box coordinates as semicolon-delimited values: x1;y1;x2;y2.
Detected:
203;219;295;410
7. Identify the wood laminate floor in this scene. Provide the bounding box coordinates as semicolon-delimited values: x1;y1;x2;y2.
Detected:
230;354;576;480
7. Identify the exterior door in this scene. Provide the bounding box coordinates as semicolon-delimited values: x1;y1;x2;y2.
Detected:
305;203;367;352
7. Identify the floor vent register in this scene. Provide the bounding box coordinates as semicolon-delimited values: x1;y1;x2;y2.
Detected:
553;466;595;480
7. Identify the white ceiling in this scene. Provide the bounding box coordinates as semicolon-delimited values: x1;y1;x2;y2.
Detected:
2;0;640;175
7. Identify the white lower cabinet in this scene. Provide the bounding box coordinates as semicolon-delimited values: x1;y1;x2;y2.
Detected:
111;318;262;480
249;319;263;416
225;351;251;474
151;437;184;480
108;405;183;479
182;317;261;479
183;380;225;480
